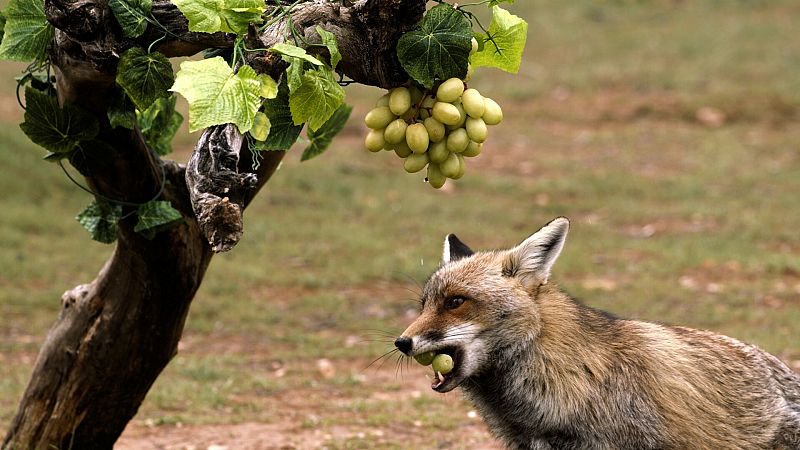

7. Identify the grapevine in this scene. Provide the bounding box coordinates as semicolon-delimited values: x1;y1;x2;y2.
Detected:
363;2;526;189
0;0;527;239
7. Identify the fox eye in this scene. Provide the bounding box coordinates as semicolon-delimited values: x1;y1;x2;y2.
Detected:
444;297;465;310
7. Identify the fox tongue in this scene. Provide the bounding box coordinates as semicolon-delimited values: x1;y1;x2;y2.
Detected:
431;372;447;390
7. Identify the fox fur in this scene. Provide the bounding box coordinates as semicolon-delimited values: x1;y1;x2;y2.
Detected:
396;217;800;450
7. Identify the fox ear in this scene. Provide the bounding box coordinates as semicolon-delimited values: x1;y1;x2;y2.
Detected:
443;234;474;263
504;217;569;288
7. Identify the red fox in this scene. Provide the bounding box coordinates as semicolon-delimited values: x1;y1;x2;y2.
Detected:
395;217;800;449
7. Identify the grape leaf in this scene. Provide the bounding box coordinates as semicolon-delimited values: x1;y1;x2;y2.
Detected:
302;104;351;161
109;0;152;38
488;0;514;5
107;90;137;129
269;43;324;66
19;87;100;154
134;200;183;239
0;13;6;43
171;57;262;133
138;95;183;156
0;0;54;61
288;66;345;131
283;56;304;94
470;6;528;74
396;3;472;88
315;26;341;70
251;80;303;151
116;48;174;110
258;74;278;99
76;201;122;244
173;0;264;35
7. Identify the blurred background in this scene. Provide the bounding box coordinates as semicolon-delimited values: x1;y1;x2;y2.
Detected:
1;1;799;448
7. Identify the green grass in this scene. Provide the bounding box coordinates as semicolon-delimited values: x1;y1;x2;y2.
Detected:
1;0;800;446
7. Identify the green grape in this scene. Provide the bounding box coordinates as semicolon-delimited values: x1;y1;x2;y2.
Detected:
375;93;390;107
432;353;454;374
393;140;413;158
389;87;411;115
432;102;462;126
421;96;436;109
365;129;385;152
470;37;479;55
364;106;395;129
403;152;429;173
453;103;467;127
461;89;485;118
406;123;430;154
483;97;503;125
409;85;424;106
427;164;446;189
465;117;488;143
436;78;465;103
428;140;449;163
446;128;469;153
423;117;446;142
440;152;461;178
452;154;466;180
401;108;416;122
414;351;436;366
250;112;270;141
462;141;482;157
384;118;408;144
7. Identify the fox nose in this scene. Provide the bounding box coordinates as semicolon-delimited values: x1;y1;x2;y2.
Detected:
394;336;413;355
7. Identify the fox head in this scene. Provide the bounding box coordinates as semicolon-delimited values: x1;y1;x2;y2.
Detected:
395;217;570;392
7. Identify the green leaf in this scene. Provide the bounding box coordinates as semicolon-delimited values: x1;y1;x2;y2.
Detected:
396;3;472;88
269;43;324;66
302;104;351;161
172;0;264;35
116;48;175;110
0;13;6;44
171;57;262;133
138;95;183;156
315;26;341;70
251;80;303;151
19;87;100;154
258;74;278;99
289;66;345;131
284;56;304;94
107;90;137;129
470;6;528;74
76;201;122;244
109;0;152;38
134;200;183;239
135;200;182;236
488;0;514;6
0;0;54;61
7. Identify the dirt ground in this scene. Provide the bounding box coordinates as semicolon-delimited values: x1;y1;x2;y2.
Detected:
115;354;502;450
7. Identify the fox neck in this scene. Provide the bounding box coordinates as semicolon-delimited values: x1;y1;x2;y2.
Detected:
461;283;618;428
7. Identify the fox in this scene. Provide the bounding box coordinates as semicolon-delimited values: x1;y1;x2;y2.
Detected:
394;217;800;450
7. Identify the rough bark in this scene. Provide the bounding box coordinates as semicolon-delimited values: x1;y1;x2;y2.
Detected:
3;0;424;448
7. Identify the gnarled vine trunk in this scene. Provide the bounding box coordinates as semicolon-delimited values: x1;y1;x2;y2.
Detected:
2;0;424;448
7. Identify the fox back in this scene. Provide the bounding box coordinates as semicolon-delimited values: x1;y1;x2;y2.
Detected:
396;217;800;450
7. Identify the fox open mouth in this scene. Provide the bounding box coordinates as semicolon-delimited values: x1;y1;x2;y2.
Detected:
430;346;464;393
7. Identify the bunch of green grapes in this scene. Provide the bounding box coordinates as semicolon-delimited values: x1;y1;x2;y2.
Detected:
363;77;503;189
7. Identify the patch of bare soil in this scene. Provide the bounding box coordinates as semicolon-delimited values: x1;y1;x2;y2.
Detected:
117;420;500;450
117;329;502;449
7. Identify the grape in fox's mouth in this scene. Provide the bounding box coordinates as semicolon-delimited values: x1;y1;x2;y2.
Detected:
414;351;436;366
432;354;454;374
